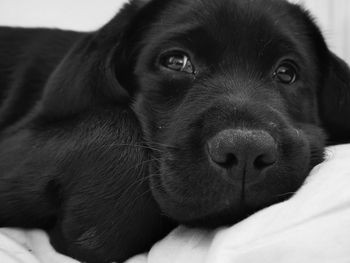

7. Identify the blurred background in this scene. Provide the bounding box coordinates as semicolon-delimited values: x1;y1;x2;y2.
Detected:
0;0;349;63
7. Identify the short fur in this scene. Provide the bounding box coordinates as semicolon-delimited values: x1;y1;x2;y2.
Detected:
0;0;349;262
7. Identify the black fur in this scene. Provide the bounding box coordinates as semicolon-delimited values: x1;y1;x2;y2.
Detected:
0;0;349;262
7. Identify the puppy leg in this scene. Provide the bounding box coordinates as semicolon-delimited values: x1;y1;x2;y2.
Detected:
49;172;169;263
0;110;171;262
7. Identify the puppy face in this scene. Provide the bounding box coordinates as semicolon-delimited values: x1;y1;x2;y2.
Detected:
130;0;327;226
42;0;350;232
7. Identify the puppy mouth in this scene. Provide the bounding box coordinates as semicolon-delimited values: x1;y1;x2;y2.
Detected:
149;159;299;227
148;125;312;227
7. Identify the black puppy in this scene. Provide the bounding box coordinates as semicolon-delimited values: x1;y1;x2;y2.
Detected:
0;0;350;262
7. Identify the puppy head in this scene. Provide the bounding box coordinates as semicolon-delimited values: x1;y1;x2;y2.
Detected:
42;0;350;227
128;0;350;227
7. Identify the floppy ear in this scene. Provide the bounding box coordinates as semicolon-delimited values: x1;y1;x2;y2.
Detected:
37;0;153;118
290;5;350;144
319;52;350;144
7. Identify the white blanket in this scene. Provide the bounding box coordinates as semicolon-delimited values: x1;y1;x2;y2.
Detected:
1;144;350;263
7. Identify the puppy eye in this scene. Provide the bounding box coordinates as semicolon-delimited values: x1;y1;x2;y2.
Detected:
273;62;298;84
160;51;195;74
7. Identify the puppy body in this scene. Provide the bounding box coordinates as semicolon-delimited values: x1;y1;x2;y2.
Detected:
0;0;350;262
0;27;168;262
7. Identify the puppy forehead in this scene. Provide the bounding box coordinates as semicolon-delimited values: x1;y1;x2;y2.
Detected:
172;0;297;22
147;0;308;63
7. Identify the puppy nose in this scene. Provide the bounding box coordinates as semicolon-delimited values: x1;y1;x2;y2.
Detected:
207;129;277;181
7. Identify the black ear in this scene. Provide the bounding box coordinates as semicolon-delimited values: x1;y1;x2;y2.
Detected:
319;52;350;144
289;4;350;144
37;0;153;118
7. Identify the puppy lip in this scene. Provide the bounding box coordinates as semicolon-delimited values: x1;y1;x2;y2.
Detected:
150;164;304;225
150;172;252;222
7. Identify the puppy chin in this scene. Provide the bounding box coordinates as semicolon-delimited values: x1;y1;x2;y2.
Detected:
150;180;284;229
149;131;312;227
149;167;295;228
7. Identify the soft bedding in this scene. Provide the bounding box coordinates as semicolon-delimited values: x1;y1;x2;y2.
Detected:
1;144;350;263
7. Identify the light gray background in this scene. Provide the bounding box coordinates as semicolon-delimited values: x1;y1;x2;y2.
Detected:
0;0;349;62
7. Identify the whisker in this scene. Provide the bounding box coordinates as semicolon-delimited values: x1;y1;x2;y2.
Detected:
148;142;180;150
116;159;162;197
106;143;163;153
275;191;297;198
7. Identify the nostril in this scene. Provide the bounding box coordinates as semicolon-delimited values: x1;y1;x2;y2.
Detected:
217;153;238;168
207;129;277;174
207;137;239;168
254;153;276;170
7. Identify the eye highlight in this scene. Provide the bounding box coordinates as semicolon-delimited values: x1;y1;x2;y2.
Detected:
273;61;298;84
159;51;195;74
